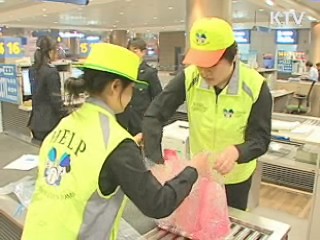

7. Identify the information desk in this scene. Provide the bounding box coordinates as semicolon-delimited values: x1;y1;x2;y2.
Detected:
270;89;293;113
275;80;320;117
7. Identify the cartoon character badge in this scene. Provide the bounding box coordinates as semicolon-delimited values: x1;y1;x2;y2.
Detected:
44;148;71;186
195;31;209;46
223;109;234;118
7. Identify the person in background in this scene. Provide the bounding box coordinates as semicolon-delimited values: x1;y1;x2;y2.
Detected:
117;38;162;136
142;17;272;211
316;62;320;81
302;61;319;82
22;43;209;240
28;36;67;143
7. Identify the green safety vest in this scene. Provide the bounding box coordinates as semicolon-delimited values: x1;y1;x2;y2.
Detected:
22;99;133;240
185;62;264;184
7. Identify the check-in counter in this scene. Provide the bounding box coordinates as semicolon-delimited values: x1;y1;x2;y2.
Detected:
275;80;320;117
0;62;75;140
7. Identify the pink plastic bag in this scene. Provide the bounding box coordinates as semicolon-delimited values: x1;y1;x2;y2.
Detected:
150;154;231;240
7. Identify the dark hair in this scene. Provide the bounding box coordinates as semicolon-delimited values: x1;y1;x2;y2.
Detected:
306;61;313;67
221;41;238;63
127;37;147;51
33;36;56;70
65;69;132;99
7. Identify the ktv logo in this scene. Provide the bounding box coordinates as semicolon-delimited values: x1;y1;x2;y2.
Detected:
270;11;305;25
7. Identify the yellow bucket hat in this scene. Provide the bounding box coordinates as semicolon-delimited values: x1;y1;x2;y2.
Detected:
183;17;235;68
81;43;146;85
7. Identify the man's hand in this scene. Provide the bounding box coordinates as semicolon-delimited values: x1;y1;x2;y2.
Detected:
133;133;143;146
214;146;239;175
188;152;211;177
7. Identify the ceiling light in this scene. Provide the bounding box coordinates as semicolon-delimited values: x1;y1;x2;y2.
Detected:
180;19;185;23
53;21;58;24
258;9;264;12
147;29;150;32
125;0;131;2
162;27;165;30
115;20;120;23
308;16;317;21
265;0;274;6
153;17;158;20
168;6;173;10
43;14;47;17
0;0;5;3
113;24;117;28
119;12;124;15
42;8;46;12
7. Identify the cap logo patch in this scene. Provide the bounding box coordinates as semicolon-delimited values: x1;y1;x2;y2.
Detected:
195;31;209;46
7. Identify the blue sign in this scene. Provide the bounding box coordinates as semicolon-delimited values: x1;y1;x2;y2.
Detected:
275;30;298;44
234;30;251;44
0;38;24;59
40;0;89;5
79;39;101;58
0;65;19;104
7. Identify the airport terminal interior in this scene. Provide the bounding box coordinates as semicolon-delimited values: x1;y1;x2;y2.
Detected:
2;0;320;239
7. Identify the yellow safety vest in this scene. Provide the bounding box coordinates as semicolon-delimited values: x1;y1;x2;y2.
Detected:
185;62;264;184
22;99;133;240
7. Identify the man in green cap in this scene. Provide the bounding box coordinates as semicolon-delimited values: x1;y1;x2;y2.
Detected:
143;17;272;210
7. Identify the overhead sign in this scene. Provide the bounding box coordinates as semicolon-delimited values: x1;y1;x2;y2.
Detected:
0;38;24;59
276;30;299;44
0;65;19;104
234;30;251;44
270;11;305;25
79;39;101;58
40;0;89;5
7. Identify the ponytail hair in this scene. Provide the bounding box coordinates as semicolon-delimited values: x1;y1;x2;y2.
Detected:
33;36;56;70
65;69;131;98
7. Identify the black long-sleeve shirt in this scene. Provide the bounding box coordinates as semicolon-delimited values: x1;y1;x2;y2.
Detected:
98;139;198;219
117;61;162;135
142;69;272;164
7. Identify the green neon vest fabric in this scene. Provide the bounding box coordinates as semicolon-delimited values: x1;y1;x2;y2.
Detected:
22;100;133;240
185;62;264;184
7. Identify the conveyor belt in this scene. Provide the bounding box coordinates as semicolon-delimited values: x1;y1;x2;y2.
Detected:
0;210;23;240
144;214;289;240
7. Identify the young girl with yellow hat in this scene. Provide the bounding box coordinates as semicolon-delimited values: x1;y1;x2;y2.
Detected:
22;43;208;240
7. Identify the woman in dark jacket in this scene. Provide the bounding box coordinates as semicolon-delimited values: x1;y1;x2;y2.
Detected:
28;36;67;142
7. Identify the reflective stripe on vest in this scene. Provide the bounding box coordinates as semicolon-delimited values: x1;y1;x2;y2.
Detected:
22;99;133;240
185;62;264;184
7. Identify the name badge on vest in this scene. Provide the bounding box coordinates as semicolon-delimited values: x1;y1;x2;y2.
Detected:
192;102;208;112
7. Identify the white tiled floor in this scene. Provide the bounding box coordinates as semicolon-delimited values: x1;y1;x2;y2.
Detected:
252;206;309;240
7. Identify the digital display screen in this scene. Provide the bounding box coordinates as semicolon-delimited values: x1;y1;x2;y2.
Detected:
276;30;298;45
234;30;251;44
22;69;32;96
40;0;89;5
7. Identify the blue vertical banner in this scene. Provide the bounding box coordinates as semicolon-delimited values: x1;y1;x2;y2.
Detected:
0;64;19;104
79;38;101;58
0;38;24;59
